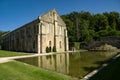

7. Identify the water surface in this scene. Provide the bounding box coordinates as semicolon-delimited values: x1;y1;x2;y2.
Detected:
16;51;117;78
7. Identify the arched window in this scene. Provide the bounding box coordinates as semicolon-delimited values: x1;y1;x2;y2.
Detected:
49;41;51;46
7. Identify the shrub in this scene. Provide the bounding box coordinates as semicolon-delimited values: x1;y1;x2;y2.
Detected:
80;42;87;49
98;30;108;37
49;46;51;52
46;46;50;53
74;42;80;50
53;46;57;52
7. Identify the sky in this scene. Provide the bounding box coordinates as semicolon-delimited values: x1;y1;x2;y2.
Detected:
0;0;120;31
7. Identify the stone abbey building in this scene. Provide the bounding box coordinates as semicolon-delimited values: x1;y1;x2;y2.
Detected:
1;9;69;53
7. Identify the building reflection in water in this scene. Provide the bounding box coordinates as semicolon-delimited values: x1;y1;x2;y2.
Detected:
16;52;117;78
38;53;69;74
16;53;69;75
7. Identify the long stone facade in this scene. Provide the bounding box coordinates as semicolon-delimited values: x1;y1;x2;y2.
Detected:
1;9;69;53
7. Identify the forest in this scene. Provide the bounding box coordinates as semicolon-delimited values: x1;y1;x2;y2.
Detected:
61;11;120;45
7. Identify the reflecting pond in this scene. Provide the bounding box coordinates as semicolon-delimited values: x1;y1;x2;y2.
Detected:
15;51;117;79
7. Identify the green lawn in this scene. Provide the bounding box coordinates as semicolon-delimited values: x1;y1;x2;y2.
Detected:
90;56;120;80
0;50;28;57
0;61;76;80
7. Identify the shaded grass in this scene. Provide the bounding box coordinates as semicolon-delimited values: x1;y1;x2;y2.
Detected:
0;50;28;57
90;56;120;80
0;61;76;80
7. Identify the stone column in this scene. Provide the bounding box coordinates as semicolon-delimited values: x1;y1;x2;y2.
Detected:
41;21;46;53
66;30;69;51
66;37;69;51
38;22;41;54
54;12;59;51
65;30;69;51
41;35;46;53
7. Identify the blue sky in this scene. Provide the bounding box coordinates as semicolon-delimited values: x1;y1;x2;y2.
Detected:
0;0;120;31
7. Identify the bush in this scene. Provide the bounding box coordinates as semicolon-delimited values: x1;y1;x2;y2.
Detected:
107;30;120;36
46;46;52;53
46;46;50;53
53;46;57;52
98;30;108;37
74;42;80;50
80;42;87;49
49;46;51;52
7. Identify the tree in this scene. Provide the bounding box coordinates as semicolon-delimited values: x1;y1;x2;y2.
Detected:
61;11;120;44
80;11;92;20
104;12;120;30
69;12;81;41
61;15;76;42
79;20;92;42
94;14;109;32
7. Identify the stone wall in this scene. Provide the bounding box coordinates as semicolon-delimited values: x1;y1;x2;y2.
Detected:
2;19;39;53
1;9;69;53
38;9;69;53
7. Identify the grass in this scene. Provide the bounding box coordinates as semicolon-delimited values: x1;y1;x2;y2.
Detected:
0;50;28;57
0;61;76;80
90;56;120;80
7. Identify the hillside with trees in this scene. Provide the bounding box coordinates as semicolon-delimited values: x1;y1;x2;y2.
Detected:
61;11;120;49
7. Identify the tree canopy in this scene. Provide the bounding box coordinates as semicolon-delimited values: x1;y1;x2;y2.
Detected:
61;11;120;43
